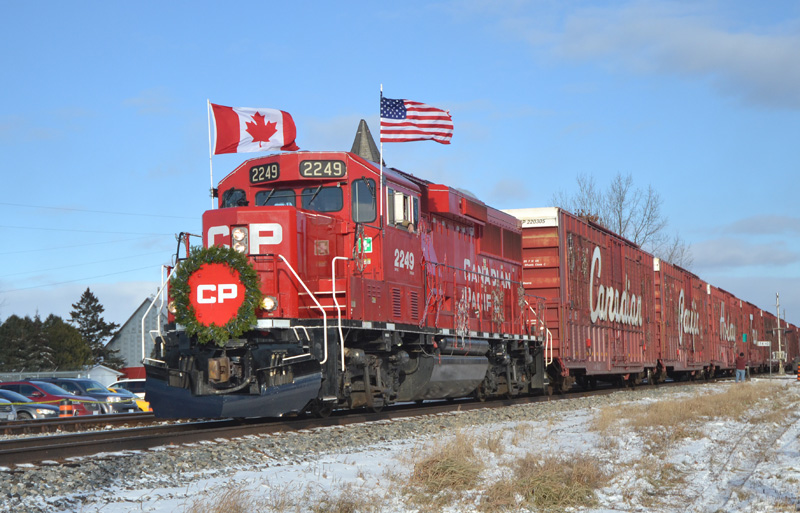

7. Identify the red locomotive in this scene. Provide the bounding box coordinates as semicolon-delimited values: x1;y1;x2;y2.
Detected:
145;133;546;418
145;126;797;419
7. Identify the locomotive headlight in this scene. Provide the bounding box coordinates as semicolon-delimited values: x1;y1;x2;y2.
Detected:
261;295;278;312
232;227;248;253
168;301;177;314
232;227;247;241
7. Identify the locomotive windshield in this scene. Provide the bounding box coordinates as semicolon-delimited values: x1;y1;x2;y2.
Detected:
255;189;296;206
301;186;343;212
351;178;376;223
221;188;248;208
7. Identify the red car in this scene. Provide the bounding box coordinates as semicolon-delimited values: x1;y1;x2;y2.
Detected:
0;380;101;416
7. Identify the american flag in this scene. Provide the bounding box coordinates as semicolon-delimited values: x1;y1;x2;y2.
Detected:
380;96;453;144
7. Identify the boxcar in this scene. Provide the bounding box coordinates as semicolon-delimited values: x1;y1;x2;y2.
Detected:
504;207;657;392
653;258;710;381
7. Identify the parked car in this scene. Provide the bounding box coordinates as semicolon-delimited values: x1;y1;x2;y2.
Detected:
109;378;146;399
0;398;17;421
0;381;101;416
35;378;138;414
108;387;149;412
0;389;60;420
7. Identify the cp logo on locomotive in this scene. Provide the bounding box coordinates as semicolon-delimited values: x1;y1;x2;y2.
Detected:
187;263;245;326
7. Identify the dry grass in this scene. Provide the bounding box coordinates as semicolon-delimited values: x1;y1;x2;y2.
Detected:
480;453;610;512
183;481;383;513
402;432;484;509
479;430;505;455
306;483;384;513
184;483;264;513
510;422;534;445
592;381;796;443
631;456;686;508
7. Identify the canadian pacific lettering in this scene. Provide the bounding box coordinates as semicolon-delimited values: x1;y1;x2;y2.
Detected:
589;246;643;326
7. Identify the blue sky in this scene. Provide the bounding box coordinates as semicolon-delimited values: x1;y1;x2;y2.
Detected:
1;0;798;328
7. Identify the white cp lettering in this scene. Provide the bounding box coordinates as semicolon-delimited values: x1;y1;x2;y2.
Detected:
250;223;283;254
197;284;238;304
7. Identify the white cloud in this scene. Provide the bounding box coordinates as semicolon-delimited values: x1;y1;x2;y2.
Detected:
123;87;173;115
512;1;800;109
692;237;800;269
722;215;800;235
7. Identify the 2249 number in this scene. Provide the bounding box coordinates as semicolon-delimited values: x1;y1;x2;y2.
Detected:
394;249;415;270
300;160;346;178
250;163;280;183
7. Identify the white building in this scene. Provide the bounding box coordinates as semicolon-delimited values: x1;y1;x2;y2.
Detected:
106;298;164;375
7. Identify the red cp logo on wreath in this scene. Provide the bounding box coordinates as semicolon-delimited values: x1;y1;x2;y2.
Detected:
188;263;245;326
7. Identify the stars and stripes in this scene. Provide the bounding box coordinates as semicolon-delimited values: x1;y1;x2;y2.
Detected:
380;96;453;144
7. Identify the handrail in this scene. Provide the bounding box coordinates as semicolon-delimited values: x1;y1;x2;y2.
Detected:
331;256;349;372
525;299;553;366
277;254;329;365
141;265;175;363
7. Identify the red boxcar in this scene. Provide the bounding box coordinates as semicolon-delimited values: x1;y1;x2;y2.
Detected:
505;207;657;392
653;258;710;380
742;301;769;372
707;285;746;373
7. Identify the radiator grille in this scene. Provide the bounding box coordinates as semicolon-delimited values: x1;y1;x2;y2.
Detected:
391;288;402;319
410;290;419;320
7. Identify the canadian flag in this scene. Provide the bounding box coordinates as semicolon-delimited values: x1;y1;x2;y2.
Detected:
211;103;299;155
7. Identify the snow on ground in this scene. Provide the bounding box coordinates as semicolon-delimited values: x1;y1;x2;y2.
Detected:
61;377;800;512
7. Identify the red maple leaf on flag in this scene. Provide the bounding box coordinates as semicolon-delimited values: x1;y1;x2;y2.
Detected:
245;112;278;147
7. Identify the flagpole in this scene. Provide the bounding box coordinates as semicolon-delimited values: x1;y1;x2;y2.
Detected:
207;99;215;209
379;85;384;231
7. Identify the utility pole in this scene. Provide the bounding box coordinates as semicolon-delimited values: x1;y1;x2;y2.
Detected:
776;294;785;374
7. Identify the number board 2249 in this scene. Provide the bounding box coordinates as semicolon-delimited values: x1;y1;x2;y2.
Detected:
250;163;280;183
299;160;346;178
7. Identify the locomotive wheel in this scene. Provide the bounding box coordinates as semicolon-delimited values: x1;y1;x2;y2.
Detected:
308;399;333;418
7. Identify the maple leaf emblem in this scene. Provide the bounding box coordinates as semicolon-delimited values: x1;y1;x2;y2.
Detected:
245;112;278;147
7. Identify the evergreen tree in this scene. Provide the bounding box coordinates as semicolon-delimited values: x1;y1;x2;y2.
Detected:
27;314;55;370
69;288;124;369
0;315;32;371
42;314;93;369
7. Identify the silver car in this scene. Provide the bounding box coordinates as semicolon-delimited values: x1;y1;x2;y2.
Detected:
0;389;59;420
0;398;17;421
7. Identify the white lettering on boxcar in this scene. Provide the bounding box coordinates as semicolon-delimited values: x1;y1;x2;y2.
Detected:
719;302;737;342
589;246;643;326
678;289;700;345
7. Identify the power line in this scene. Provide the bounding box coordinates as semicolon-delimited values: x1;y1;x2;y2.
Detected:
0;225;174;236
0;266;159;294
0;235;171;255
0;202;195;220
0;251;168;278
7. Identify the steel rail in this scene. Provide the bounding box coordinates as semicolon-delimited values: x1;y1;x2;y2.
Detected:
0;412;156;436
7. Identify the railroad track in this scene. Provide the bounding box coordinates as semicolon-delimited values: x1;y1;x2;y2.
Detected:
0;411;156;436
0;378;710;467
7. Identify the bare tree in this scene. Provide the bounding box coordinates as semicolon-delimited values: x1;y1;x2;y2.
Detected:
551;172;693;268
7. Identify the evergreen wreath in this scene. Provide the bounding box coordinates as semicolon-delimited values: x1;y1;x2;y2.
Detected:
171;245;263;347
